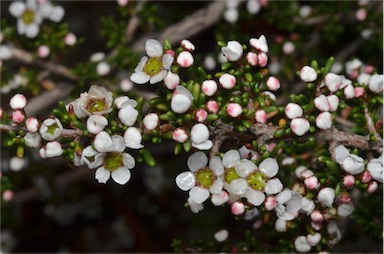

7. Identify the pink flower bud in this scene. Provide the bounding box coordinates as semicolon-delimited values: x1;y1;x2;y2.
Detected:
266;76;280;91
26;117;39;133
355;8;367;21
367;181;378;193
201;80;218;96
181;39;195;51
310;210;324;222
285;103;303;119
337;192;352;204
257;52;268;67
344;84;355;99
361;171;372;183
246;52;258;66
364;65;374;74
37;45;50;58
314;95;330;112
316;112;332;130
231;201;245;215
325;73;341;92
211;191;229;206
64;33;77;46
164;49;175;58
343;175;355;187
264;196;278;211
317;187;335;208
219;73;236;89
354;87;365;98
177;51;194;67
327;94;339;112
226;103;242;117
311;221;323;231
2;190;14;201
206;100;219;113
300;66;317;82
290;118;310;136
164;72;180;90
172;128;188;143
195;109;208;122
282;41;295;55
304;176;319;190
9;94;27;109
255;110;267;123
12;110;25;123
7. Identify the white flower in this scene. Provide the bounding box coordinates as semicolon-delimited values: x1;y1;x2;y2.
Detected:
86;115;108;134
285;103;303;119
37;45;50;58
39;118;63;141
39;1;64;22
211;191;229;206
171;85;193;114
275;218;287;232
314;94;330;112
290;118;310;136
316;112;332;130
124;127;144;149
345;59;362;76
95;153;135;185
9;0;43;38
344;84;355;99
219;73;236;89
214;229;228;242
177;51;194;68
188;197;204;213
249;35;268;53
143;113;159;130
0;45;13;60
118;104;138;126
300;66;317;82
201;80;218;96
130;39;174;84
94;131;114;153
223;7;239;23
294;236;311;253
334;144;350;164
255;110;267;123
64;33;76;46
300;197;315;215
120;78;133;92
9;94;27;109
24;132;41;148
81;145;104;169
282;41;295;55
76;85;113;117
43;141;63;158
114;96;137;109
221;41;243;61
96;62;111;76
190;123;212;150
368;74;383;93
325;73;342;92
317;187;335;207
246;0;261;14
342;154;365;175
367;157;383;183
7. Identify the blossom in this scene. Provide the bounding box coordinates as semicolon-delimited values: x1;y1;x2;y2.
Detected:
255;110;267;123
221;41;243;61
285;103;303;119
327;94;339;112
9;0;43;38
39;0;64;22
163;72;180;90
39;118;63;141
9;157;26;171
317;187;335;207
294;236;311;253
250;35;268;53
40;141;63;158
334;144;350;164
143;113;159;130
86;115;108;134
290;118;310;136
190;123;212;150
95;152;135;185
206;100;219;113
9;94;27;109
257;52;268;67
124;127;144;149
171;85;193;114
246;52;258;66
325;73;341;92
246;0;261;14
368;74;383;93
11;110;25;123
214;229;228;242
181;39;195;51
72;85;113;118
37;45;50;58
342;154;365;175
81;145;104;169
282;41;295;55
93;131;115;153
24;132;41;148
64;33;77;46
118;104;138;126
114;96;137;109
367;157;383;183
266;76;280;91
96;62;111;76
195;109;208;122
314;95;330;112
300;66;317;82
231;201;245;215
172;128;188;143
130;39;174;84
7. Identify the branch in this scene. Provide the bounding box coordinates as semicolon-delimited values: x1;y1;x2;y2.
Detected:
0;124;83;138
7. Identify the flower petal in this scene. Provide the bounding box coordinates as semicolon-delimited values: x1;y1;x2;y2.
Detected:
135;56;148;72
122;153;135;169
176;171;196;191
130;72;150;84
111;167;131;185
162;54;174;69
187;152;208;172
146;39;163;57
25;24;39;38
95;167;110;184
223;150;240;168
150;70;167;84
192;140;213;150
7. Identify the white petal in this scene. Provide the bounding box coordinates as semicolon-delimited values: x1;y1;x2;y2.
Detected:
171;94;192;114
235;159;257;177
94;131;114;153
95;167;110;183
135;56;148;72
162;54;174;69
124;127;144;149
187;152;208;172
229;178;248;196
175;171;196;191
25;24;39;38
146;39;163;57
209;156;224;176
112;135;126;153
259;157;279;178
118;105;138;126
122;153;135;169
265;178;283;195
209;179;224;194
223;150;240;168
192;140;213;150
294;236;311;253
9;2;25;17
276;189;292;204
150;70;167;84
49;6;65;22
189;186;210;204
190;123;209;144
130;72;150;84
175;85;194;100
111;167;131;185
246;189;265;206
334;145;350;164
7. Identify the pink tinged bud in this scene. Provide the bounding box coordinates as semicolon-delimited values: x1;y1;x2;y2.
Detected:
367;181;378;193
219;73;236;89
195;109;208;122
325;73;341;92
25;117;39;132
361;171;372;183
342;154;365;175
294;236;311;253
285;103;303;119
314;95;330;112
282;41;295;55
255;110;267;123
264;196;278;211
172;128;188;143
177;51;194;68
64;33;77;46
211;191;229;206
246;52;258;66
12;110;25;123
343;175;355;187
257;52;268;67
364;65;374;74
327;94;339;112
310;210;324;222
290;118;310;136
338;192;352;204
10;94;27;109
206;100;219;113
301;169;314;179
181;39;195;51
226;103;242;117
143;113;159;130
355;8;367;21
266;76;280;91
249;35;268;53
214;229;228;242
2;190;14;201
37;45;50;58
304;176;319;190
222;41;243;61
295;166;307;179
354;87;365;98
311;221;323;231
163;72;180;90
344;84;355;99
307;233;321;247
368;74;383;93
316;112;332;130
317;187;335;208
117;0;129;6
201;80;218;96
164;49;175;58
300;66;317;82
231;201;245;215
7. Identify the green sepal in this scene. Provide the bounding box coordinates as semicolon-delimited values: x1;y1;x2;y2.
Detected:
324;57;334;75
174;143;182;155
17;144;24;158
192;83;200;102
274;128;285;138
183;140;191;152
263;106;277;113
245;73;253;82
142;148;156;167
156;103;169;111
221;62;232;71
164;39;172;50
197;66;207;79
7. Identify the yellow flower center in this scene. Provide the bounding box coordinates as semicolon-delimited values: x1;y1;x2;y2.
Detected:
224;167;240;184
103;153;123;172
86;98;108;113
143;57;163;77
247;171;267;190
22;9;35;25
196;168;215;188
46;123;59;135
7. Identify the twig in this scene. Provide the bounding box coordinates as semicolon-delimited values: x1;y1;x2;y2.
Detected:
0;124;83;138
